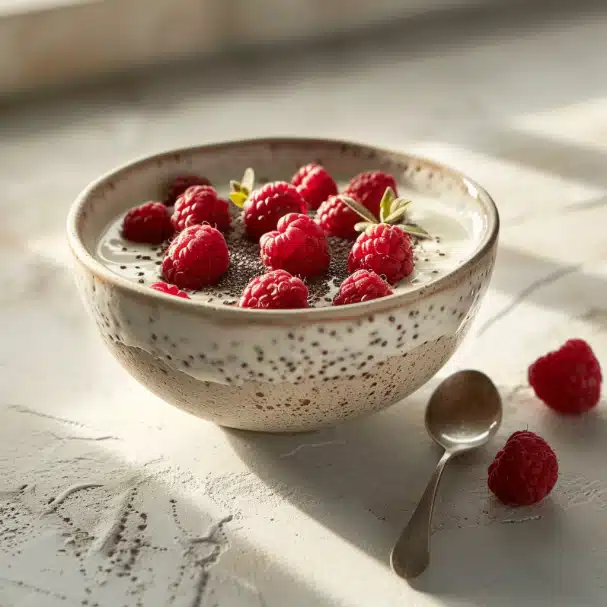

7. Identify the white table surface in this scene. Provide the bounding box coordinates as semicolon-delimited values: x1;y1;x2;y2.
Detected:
2;2;607;605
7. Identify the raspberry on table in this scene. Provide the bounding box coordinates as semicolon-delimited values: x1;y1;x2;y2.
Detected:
162;224;229;290
488;430;558;506
121;202;173;244
260;213;330;278
316;195;361;239
150;281;190;299
344;171;398;218
333;269;393;306
347;223;413;284
528;339;602;414
243;182;307;241
291;163;338;209
164;174;211;206
171;185;231;233
238;270;309;309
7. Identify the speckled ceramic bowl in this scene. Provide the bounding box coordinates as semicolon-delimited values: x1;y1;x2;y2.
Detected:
67;138;498;433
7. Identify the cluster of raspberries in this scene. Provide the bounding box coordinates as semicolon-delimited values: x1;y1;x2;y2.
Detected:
121;164;412;309
487;338;602;507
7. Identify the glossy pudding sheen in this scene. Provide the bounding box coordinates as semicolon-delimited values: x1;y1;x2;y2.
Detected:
96;190;476;307
70;139;498;432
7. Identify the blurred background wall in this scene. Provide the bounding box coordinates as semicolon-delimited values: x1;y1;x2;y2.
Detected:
0;0;504;96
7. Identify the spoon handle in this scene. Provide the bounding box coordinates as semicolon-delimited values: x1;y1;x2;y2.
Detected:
390;450;453;579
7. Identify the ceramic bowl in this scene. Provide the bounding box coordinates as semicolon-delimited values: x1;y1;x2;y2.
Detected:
67;138;499;433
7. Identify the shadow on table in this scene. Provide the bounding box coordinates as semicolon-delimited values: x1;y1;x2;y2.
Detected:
225;389;607;605
465;126;607;191
475;246;607;336
453;120;607;334
409;499;577;603
225;391;435;561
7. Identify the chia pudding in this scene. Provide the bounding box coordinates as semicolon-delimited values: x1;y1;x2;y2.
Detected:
96;182;474;307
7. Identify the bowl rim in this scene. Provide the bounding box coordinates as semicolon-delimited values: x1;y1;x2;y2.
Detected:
67;136;499;325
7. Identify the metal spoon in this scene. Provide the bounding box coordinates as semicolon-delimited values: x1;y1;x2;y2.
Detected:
390;370;502;580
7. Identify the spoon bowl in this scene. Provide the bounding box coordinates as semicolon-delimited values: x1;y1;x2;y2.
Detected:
391;370;502;579
426;369;502;453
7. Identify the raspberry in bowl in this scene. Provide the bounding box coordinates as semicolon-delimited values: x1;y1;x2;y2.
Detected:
67;138;499;432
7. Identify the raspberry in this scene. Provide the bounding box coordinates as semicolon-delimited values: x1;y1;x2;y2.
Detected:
165;174;211;206
162;224;229;290
528;339;602;414
171;185;231;233
347;224;413;284
316;195;360;239
243;182;307;241
238;270;309;309
122;202;173;244
488;431;558;506
150;281;190;299
260;213;330;278
333;270;393;306
344;171;397;218
291;163;338;209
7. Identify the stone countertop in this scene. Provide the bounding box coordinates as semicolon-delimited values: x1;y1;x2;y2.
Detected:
2;2;607;605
